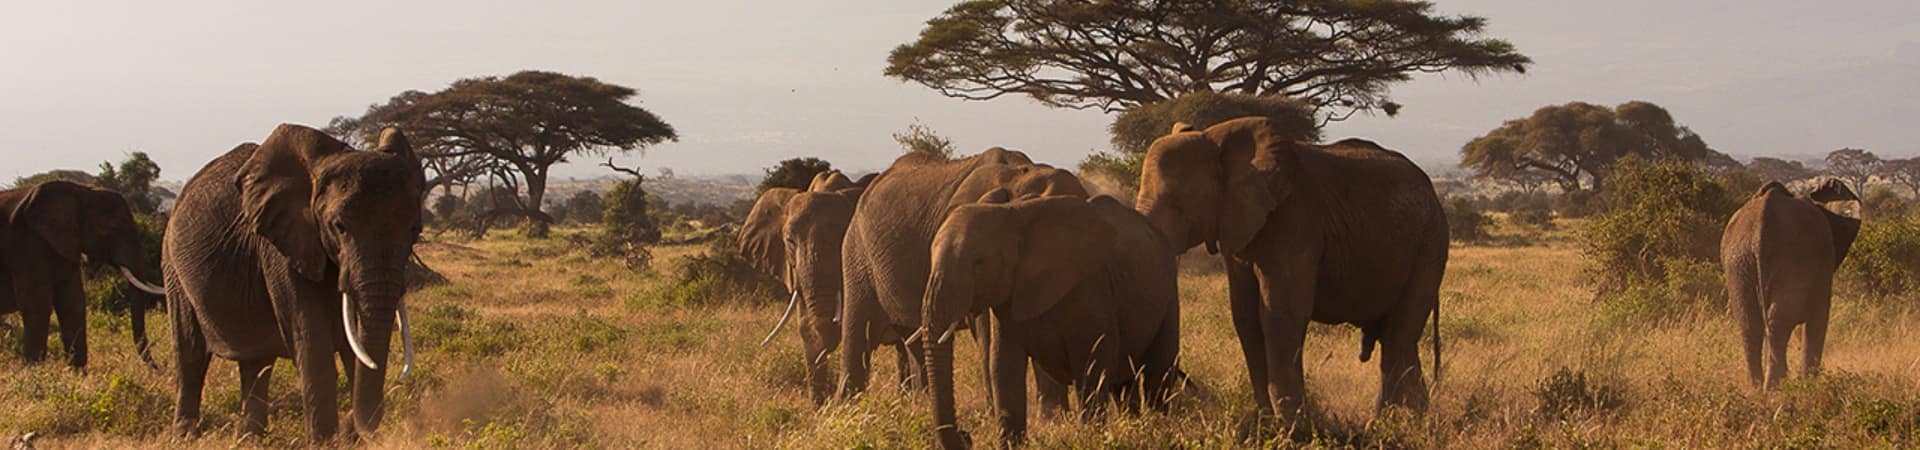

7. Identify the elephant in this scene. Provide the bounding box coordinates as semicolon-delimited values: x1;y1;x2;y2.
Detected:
740;170;868;403
0;181;168;368
163;124;423;442
1720;179;1861;389
920;191;1182;448
838;149;1087;442
1134;116;1448;419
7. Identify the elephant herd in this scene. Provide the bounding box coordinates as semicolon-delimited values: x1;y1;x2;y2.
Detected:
0;117;1863;447
740;117;1452;447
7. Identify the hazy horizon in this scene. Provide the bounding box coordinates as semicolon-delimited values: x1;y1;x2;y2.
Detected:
4;0;1915;183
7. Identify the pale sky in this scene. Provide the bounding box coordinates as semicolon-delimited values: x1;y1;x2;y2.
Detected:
3;1;1915;183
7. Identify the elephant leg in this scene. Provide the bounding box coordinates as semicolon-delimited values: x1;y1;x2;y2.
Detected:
839;319;875;398
238;358;275;437
52;277;88;368
1802;304;1830;378
16;281;51;363
1034;366;1070;417
988;312;1029;447
1141;312;1182;411
1376;310;1430;412
1256;262;1316;420
275;281;341;442
1763;319;1794;389
1731;284;1765;388
896;342;926;390
1224;257;1272;415
171;300;212;436
336;348;359;436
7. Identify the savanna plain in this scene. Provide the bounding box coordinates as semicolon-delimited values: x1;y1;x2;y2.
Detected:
3;217;1918;449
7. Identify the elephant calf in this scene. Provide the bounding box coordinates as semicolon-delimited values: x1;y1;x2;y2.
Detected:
920;192;1182;448
1721;179;1861;388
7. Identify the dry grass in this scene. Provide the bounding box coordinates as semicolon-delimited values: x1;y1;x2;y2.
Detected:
4;221;1918;448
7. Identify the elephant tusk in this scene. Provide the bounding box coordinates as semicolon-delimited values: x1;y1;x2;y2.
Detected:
120;267;167;295
341;294;380;370
397;305;415;380
903;327;925;345
936;321;961;345
761;290;800;347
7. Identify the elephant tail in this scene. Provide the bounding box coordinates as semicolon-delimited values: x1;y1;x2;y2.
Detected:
1429;295;1441;387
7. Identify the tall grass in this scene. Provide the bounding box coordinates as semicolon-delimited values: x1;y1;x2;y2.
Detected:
2;225;1916;448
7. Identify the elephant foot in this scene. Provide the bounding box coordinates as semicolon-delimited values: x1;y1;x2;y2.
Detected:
936;427;972;450
171;418;201;438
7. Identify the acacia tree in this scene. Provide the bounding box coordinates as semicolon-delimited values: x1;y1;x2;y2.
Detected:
758;157;832;194
1744;157;1817;184
886;0;1530;121
330;71;678;223
95;152;164;214
1459;101;1723;192
1825;148;1882;192
1880;157;1920;196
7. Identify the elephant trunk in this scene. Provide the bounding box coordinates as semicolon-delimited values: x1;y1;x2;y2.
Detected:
344;280;408;436
923;273;972;449
113;249;164;367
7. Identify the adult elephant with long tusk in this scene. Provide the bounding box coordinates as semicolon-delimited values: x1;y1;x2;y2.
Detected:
740;170;869;404
0;180;170;368
164;124;424;442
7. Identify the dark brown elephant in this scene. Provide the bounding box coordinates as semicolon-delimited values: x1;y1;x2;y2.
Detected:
0;181;168;368
1135;117;1447;419
164;124;422;442
839;149;1086;445
741;170;867;403
1721;179;1861;389
921;192;1182;448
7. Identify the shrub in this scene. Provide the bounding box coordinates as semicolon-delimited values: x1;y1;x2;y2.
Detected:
1582;157;1744;323
1861;186;1911;220
1511;207;1556;230
758;157;832;194
1483;190;1551;212
1444;197;1493;243
1077;150;1144;200
1838;217;1920;303
582;178;662;269
652;235;782;308
1533;368;1627;421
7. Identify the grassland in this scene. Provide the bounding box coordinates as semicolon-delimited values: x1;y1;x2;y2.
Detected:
3;218;1918;448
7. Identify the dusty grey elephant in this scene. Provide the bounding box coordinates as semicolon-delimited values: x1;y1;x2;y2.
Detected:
921;191;1182;448
740;170;868;403
1135;116;1447;419
1721;179;1861;389
0;181;169;368
164;124;422;442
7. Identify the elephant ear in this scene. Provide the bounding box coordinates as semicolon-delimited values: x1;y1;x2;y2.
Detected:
1008;196;1116;321
8;181;87;263
739;188;798;278
235;124;347;281
1208;118;1295;254
1805;178;1863;265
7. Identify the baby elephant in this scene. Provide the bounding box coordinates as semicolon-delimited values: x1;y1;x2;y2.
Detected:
1721;179;1861;389
919;191;1181;449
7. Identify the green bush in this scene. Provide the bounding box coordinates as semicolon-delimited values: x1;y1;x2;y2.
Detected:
1511;207;1556;230
1533;368;1627;421
651;235;782;309
1077;150;1144;199
1444;197;1493;243
1582;157;1744;323
1838;217;1920;303
1861;186;1911;221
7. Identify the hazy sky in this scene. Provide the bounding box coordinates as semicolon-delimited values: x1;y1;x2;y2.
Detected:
3;1;1915;183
